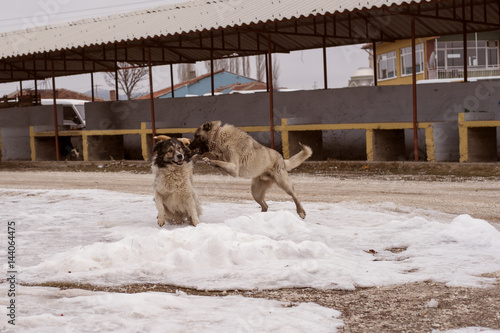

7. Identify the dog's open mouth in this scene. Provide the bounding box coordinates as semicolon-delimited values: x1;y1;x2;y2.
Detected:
173;160;184;166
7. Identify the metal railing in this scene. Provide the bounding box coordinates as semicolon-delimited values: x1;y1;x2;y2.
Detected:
437;67;500;79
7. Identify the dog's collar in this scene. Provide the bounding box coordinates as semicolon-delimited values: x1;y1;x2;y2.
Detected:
209;126;221;151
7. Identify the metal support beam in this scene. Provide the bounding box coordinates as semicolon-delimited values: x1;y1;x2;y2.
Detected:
265;53;269;92
373;41;378;86
267;34;275;150
51;60;60;161
33;59;38;102
115;63;119;101
148;48;156;145
90;72;95;102
210;32;215;96
322;36;328;90
170;64;175;98
463;20;468;82
411;16;418;161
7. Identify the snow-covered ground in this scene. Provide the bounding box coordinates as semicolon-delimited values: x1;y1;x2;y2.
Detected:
1;188;500;332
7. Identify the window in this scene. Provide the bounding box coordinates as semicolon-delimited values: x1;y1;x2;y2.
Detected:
377;51;396;80
436;40;499;69
400;44;424;75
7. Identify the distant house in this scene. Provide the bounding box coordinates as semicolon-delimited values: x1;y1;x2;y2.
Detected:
137;69;267;99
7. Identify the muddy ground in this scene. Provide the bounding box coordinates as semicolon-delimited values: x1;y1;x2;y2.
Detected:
1;160;500;332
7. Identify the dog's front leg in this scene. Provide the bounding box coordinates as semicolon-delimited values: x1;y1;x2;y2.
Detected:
191;154;203;164
202;157;239;177
154;192;167;227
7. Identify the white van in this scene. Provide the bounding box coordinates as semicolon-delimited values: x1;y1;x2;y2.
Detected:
41;99;87;129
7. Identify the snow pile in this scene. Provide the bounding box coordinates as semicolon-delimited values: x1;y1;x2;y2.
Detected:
2;189;499;290
0;286;342;333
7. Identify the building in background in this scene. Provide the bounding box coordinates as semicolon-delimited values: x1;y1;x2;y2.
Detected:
348;67;374;87
137;69;267;99
363;30;500;85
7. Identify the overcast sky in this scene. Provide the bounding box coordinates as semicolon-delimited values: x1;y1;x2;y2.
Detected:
0;0;368;97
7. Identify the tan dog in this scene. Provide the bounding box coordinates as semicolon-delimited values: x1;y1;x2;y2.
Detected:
152;137;201;227
189;121;312;219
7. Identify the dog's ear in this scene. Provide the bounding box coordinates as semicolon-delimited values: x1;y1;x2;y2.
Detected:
153;140;163;153
155;135;171;141
178;138;192;148
202;122;212;132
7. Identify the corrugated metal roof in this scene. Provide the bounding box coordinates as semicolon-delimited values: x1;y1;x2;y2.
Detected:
0;0;499;82
0;0;437;58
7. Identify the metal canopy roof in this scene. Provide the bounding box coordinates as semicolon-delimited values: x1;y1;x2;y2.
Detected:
1;0;499;83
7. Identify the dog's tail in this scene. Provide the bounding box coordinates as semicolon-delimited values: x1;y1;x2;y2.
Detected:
284;143;312;171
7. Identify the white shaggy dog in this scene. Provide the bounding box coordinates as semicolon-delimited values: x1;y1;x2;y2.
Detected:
152;137;201;227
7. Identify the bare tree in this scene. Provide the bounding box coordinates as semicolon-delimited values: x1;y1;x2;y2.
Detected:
254;55;265;82
204;56;252;77
103;62;148;100
177;63;196;82
254;54;280;89
271;56;280;89
202;54;280;88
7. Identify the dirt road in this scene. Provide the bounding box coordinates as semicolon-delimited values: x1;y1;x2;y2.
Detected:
1;169;499;227
1;167;500;332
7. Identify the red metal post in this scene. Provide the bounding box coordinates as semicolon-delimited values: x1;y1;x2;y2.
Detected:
114;65;119;101
411;16;419;161
267;34;275;150
33;59;38;102
51;60;60;161
463;21;468;82
323;36;328;89
372;41;378;86
148;48;156;144
114;44;119;101
90;72;95;102
170;63;175;98
210;32;215;96
462;0;468;83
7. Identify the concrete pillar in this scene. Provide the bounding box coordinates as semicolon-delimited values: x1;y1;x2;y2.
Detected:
432;122;460;162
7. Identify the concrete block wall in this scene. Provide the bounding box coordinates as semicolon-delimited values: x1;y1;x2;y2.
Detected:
84;80;500;161
0;106;63;160
2;80;500;161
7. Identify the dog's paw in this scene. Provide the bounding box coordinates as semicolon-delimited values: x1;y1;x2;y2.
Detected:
157;219;165;227
201;157;211;165
191;154;202;163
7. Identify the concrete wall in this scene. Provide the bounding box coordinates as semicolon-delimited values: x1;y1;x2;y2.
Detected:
0;105;63;160
84;80;500;161
2;80;500;161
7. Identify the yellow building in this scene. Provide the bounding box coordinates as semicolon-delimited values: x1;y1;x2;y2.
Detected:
374;37;434;86
372;31;500;85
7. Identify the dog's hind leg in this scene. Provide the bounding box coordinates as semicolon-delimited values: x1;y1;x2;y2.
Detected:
273;169;306;219
155;192;167;227
251;176;273;212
